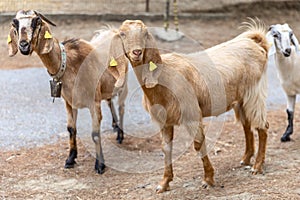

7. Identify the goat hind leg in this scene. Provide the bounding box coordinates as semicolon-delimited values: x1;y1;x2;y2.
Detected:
252;125;268;174
281;95;296;142
107;99;119;132
240;120;255;166
117;99;125;144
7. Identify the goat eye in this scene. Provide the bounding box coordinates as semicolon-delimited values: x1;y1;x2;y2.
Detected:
12;18;19;28
120;32;126;37
273;34;278;38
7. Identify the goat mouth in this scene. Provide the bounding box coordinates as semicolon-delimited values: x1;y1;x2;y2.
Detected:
19;46;31;55
283;52;291;57
131;56;142;62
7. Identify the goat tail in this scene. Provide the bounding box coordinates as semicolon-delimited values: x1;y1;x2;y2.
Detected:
239;18;269;55
237;68;268;129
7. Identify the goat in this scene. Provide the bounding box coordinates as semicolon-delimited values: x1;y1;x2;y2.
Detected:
7;10;128;174
90;28;128;143
267;23;300;142
108;20;269;193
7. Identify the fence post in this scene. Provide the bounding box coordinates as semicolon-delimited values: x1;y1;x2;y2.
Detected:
146;0;150;12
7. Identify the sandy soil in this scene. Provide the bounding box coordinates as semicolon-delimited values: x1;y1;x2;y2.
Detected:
1;3;300;200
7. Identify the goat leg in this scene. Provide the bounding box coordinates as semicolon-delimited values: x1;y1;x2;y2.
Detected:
65;126;78;168
65;105;78;168
156;126;174;193
91;103;105;174
116;102;125;144
281;109;294;142
107;99;119;132
252;126;268;174
240;120;255;166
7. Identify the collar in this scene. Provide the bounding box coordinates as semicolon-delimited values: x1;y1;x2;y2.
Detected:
49;43;66;81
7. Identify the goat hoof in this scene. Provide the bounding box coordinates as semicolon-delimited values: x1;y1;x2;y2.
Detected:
95;161;106;174
156;184;170;193
64;159;76;168
251;167;264;175
281;135;291;142
240;160;251;166
202;179;214;189
116;129;124;144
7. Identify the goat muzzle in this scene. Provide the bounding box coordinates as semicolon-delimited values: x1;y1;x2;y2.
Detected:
19;40;30;55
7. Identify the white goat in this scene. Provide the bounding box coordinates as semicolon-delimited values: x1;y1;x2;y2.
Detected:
7;10;128;173
267;23;300;142
108;20;269;193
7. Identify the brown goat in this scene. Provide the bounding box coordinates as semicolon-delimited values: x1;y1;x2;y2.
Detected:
108;20;269;193
8;10;127;173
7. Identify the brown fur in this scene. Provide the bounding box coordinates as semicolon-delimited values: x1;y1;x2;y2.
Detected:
109;19;269;193
8;11;127;172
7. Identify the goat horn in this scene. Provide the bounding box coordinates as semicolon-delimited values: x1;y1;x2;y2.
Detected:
34;10;57;27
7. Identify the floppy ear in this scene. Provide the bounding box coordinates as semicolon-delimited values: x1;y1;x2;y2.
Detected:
107;34;128;88
142;33;163;88
291;33;300;54
8;26;18;57
266;30;276;57
37;22;54;54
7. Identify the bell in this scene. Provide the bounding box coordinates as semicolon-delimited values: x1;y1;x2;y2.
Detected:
50;79;62;98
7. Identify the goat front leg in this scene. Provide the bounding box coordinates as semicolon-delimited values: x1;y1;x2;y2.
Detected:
240;119;255;166
252;123;268;174
91;102;105;174
156;126;174;193
281;95;296;142
65;102;78;168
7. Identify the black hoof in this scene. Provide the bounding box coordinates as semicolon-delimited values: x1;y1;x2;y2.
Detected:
64;149;77;168
281;135;291;142
116;129;124;144
95;160;106;174
65;159;76;168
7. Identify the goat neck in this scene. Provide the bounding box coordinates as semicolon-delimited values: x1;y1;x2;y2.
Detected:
37;38;63;76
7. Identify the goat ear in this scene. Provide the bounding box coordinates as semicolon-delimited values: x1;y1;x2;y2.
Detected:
108;34;128;88
266;31;276;57
8;26;18;57
142;33;162;88
38;22;54;54
291;34;300;54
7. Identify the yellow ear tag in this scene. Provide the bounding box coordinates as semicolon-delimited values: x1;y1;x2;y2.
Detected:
7;35;12;44
149;61;157;71
44;31;52;39
110;57;118;67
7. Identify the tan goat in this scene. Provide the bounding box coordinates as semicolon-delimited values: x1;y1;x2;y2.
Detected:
108;20;269;193
8;10;128;173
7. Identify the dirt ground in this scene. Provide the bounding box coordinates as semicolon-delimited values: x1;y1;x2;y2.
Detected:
1;3;300;200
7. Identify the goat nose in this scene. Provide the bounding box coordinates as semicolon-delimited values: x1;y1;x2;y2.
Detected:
285;48;291;54
20;40;29;48
132;49;142;56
